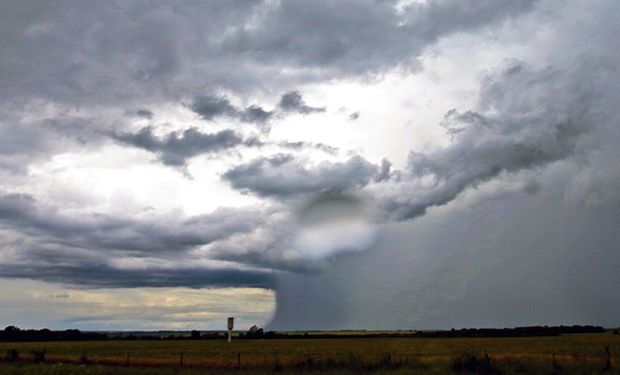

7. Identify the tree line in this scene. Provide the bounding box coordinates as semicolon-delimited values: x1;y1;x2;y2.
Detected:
0;324;607;342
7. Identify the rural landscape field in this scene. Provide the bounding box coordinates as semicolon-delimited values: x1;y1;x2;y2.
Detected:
2;331;620;374
2;1;620;375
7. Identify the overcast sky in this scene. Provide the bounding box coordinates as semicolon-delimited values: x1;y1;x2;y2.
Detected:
1;0;619;331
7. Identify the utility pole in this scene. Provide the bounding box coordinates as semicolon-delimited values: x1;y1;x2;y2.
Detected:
227;317;234;343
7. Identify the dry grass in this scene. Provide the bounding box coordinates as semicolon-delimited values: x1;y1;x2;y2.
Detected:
1;332;620;373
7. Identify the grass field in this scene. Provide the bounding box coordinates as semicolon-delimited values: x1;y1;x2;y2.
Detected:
2;332;620;373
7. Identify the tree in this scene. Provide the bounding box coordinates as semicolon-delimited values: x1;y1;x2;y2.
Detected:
247;325;264;338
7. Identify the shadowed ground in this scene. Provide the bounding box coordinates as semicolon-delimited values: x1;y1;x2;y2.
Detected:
1;332;620;373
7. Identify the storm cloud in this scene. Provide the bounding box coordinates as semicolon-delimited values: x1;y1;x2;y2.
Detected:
112;126;256;166
270;0;620;328
223;155;379;198
190;95;276;124
0;263;275;289
0;192;265;254
278;91;326;114
0;0;537;106
1;0;619;330
378;60;598;221
189;91;325;125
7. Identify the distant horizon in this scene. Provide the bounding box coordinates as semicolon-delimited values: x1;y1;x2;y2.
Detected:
3;324;615;333
1;0;619;331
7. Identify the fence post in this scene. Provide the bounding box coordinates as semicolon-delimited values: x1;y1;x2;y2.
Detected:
237;352;241;368
80;351;88;364
180;352;184;366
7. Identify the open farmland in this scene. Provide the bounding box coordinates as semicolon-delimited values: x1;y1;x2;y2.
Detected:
2;332;620;374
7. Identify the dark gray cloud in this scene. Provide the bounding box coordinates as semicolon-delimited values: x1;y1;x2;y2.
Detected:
377;59;599;221
0;192;263;254
112;126;253;166
189;91;325;125
223;154;379;198
223;0;538;76
212;244;319;276
0;264;275;289
113;131;340;170
223;53;597;219
278;91;325;114
0;191;280;287
0;0;537;107
0;0;538;175
135;109;154;119
375;159;393;183
241;105;274;123
190;95;238;120
278;141;338;155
